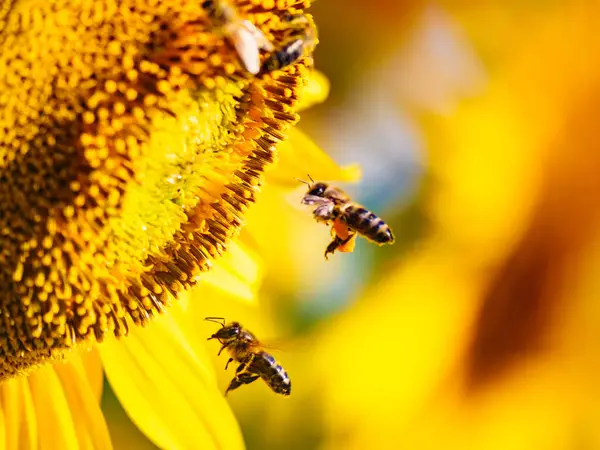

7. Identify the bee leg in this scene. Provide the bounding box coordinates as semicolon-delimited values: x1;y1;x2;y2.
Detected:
338;232;357;253
234;354;253;373
225;377;243;395
324;236;345;260
314;216;329;225
225;354;257;394
225;373;260;396
324;234;355;260
217;343;228;356
224;357;234;370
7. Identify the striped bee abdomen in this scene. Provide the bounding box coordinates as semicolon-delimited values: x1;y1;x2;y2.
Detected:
252;351;292;396
343;204;394;244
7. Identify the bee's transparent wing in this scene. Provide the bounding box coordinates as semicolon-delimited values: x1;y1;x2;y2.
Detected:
231;26;261;74
301;194;329;206
312;202;335;220
241;20;274;51
260;341;284;352
231;21;273;74
260;335;302;353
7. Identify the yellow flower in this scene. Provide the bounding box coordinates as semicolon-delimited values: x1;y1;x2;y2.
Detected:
0;0;340;448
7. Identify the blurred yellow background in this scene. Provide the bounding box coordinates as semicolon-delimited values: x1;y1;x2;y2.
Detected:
103;1;600;449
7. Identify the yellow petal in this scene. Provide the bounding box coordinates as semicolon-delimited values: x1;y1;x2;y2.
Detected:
200;242;262;303
28;365;80;450
54;356;113;450
0;399;6;450
80;348;104;402
1;377;37;450
100;304;244;450
296;70;330;112
11;353;110;450
267;128;361;188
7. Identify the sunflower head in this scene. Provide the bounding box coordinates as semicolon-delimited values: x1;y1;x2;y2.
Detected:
0;0;317;379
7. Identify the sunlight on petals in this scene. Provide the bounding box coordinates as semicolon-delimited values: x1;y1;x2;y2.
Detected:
200;242;262;303
79;349;104;402
266;128;361;188
1;378;37;450
29;367;80;450
54;357;113;450
0;405;6;450
100;305;244;450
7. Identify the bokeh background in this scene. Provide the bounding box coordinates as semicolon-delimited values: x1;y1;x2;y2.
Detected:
103;1;600;449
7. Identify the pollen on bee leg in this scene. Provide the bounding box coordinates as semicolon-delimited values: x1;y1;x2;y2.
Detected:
338;235;357;253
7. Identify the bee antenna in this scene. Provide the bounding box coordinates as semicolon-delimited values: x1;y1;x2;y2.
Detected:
307;174;314;183
205;317;226;327
295;177;311;187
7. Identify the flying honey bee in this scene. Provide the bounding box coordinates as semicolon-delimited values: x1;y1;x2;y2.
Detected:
201;0;274;75
205;317;291;396
299;176;395;259
260;13;317;73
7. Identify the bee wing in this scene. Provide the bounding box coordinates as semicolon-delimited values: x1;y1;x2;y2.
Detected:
230;24;262;74
285;187;333;215
300;194;320;205
312;202;335;220
241;20;274;51
260;342;285;352
260;333;313;354
259;336;298;353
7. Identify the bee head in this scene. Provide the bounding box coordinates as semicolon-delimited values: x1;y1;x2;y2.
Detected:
297;174;329;198
297;175;336;207
205;317;242;342
307;182;328;197
214;323;242;342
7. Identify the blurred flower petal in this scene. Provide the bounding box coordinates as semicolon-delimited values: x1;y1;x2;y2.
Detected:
297;71;331;111
200;242;262;303
267;128;361;188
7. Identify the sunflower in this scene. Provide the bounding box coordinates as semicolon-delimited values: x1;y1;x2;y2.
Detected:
0;0;347;448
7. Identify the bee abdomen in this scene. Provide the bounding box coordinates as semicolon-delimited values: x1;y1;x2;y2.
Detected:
344;205;394;244
261;39;304;72
255;352;291;396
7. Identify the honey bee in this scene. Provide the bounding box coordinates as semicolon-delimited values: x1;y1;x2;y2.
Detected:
299;176;395;259
201;0;274;75
260;13;317;74
205;317;291;396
